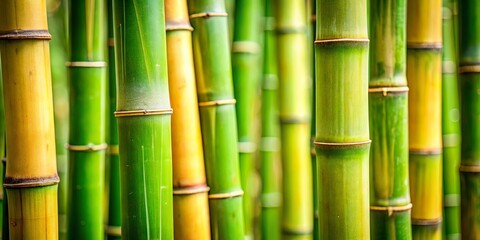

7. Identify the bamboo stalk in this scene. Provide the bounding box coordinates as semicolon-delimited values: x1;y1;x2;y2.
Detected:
226;0;235;44
47;0;69;238
105;0;121;239
368;0;412;239
1;159;6;240
0;0;59;238
232;0;262;237
407;0;443;238
165;0;211;239
66;0;107;238
315;0;370;238
260;0;281;238
0;52;5;238
441;0;461;238
188;0;245;238
458;0;480;238
113;0;173;238
276;0;313;238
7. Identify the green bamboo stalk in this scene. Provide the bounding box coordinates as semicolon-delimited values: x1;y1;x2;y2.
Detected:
226;0;235;44
315;0;370;238
165;0;211;238
276;0;313;238
67;0;107;238
0;0;59;238
260;0;281;238
188;0;245;239
106;0;121;239
441;0;461;239
368;0;412;239
113;0;173;238
458;0;480;237
232;0;262;237
47;0;69;238
407;0;443;238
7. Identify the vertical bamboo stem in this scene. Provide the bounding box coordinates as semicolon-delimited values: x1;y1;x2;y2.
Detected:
0;51;5;238
0;0;59;238
315;0;370;238
113;0;173;238
260;0;281;238
105;0;121;239
276;0;313;238
165;0;211;239
458;0;480;238
407;0;443;238
441;0;461;238
188;0;245;238
368;0;412;239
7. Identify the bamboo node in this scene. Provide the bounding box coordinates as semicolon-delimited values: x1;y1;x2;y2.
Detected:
276;27;306;35
279;116;309;124
0;29;51;40
261;192;281;208
173;185;210;195
238;141;257;153
108;38;115;47
459;65;480;73
198;99;236;107
314;140;371;147
165;22;194;31
409;149;442;155
443;134;460;147
370;203;412;216
65;143;108;152
314;38;369;45
189;12;228;19
105;225;121;237
108;145;119;155
407;42;442;49
444;194;460;207
368;86;409;96
282;228;313;236
442;7;453;20
459;164;480;173
114;108;173;117
4;175;60;188
311;15;316;22
232;41;261;54
442;61;457;73
65;61;108;68
260;137;280;152
411;218;442;226
209;190;243;200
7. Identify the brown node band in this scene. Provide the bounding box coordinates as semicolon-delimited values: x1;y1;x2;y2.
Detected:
165;22;194;31
108;145;119;155
311;15;316;22
459;164;480;173
411;218;442;226
315;38;369;45
276;27;306;35
115;108;173;117
459;65;480;73
4;175;60;188
198;99;236;107
0;30;51;40
407;42;442;49
173;185;210;195
108;38;115;47
279;116;309;124
232;41;261;53
370;203;412;216
66;143;108;152
105;225;121;237
314;140;372;147
409;148;442;155
189;12;228;19
368;86;409;96
282;228;313;236
65;61;107;68
209;190;244;199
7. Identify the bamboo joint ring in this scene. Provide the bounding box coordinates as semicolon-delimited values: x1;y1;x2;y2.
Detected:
209;190;244;199
4;175;60;188
368;86;409;96
173;185;210;195
108;145;119;155
232;41;261;53
314;38;369;45
314;140;371;147
411;217;442;226
198;99;236;107
108;38;115;47
238;141;257;153
459;65;480;73
459;164;480;173
115;108;173;117
165;22;193;31
407;42;442;49
65;61;108;68
105;225;121;237
189;12;228;19
370;203;412;216
65;143;108;152
0;30;51;40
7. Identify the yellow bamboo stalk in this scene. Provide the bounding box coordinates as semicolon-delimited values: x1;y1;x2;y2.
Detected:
165;0;211;239
0;0;58;238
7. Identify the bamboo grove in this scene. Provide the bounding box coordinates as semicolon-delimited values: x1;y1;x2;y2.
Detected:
1;0;480;239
